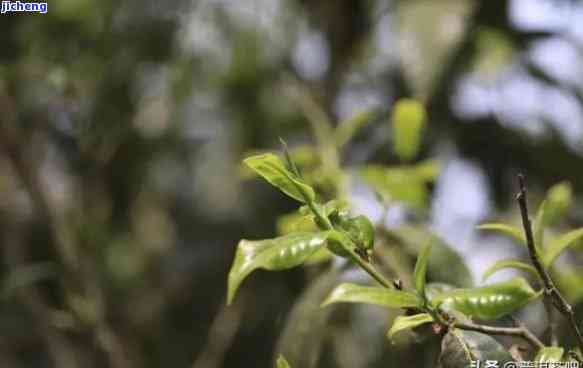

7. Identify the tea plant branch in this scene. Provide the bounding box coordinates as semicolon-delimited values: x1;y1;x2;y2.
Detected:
453;321;544;350
517;174;583;356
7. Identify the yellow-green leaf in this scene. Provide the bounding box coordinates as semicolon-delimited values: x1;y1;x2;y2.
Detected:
534;347;564;364
477;223;526;245
276;355;291;368
360;165;428;210
544;227;583;267
392;98;426;161
545;181;572;225
413;159;441;181
227;232;331;305
431;278;539;320
321;283;421;309
534;199;547;251
244;153;316;203
481;259;538;282
387;313;434;339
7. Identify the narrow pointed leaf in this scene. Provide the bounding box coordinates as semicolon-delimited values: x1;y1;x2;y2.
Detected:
534;200;546;251
280;138;302;178
544;227;583;267
387;313;433;339
321;283;421;309
534;347;564;364
414;242;432;300
392;98;426;161
481;259;538;282
431;278;539;320
477;224;526;245
227;232;330;304
276;355;291;368
244;153;316;203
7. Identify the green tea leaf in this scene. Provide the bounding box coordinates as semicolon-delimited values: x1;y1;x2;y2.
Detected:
555;271;583;304
534;347;564;364
534;200;547;251
477;223;526;245
392;98;426;161
275;268;342;368
276;355;291;368
544;227;583;267
276;211;318;235
321;283;421;309
412;159;441;181
391;227;473;288
335;109;376;147
387;313;434;339
244;153;316;203
360;165;428;210
280;138;302;178
432;278;539;320
481;259;538;282
545;181;572;225
227;232;331;304
414;242;432;301
439;329;513;368
330;213;375;257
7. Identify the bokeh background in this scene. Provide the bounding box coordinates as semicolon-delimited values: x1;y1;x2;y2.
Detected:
1;0;583;367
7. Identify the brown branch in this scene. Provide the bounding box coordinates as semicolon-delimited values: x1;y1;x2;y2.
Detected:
516;174;583;356
454;321;544;350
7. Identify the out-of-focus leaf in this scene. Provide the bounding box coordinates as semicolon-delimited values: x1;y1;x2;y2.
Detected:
534;347;564;364
387;313;433;339
414;243;432;301
481;259;538;282
277;211;318;235
275;269;341;368
544;181;572;225
534;200;547;251
439;329;513;368
432;278;539;320
555;271;583;304
321;283;421;309
360;165;428;210
544;228;583;267
392;98;426;161
335;109;377;147
391;227;473;288
534;182;573;249
244;153;316;203
227;231;331;305
413;159;441;181
2;262;56;299
276;355;291;368
477;224;526;245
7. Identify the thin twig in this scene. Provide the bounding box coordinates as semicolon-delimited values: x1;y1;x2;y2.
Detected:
454;321;544;350
516;174;583;356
